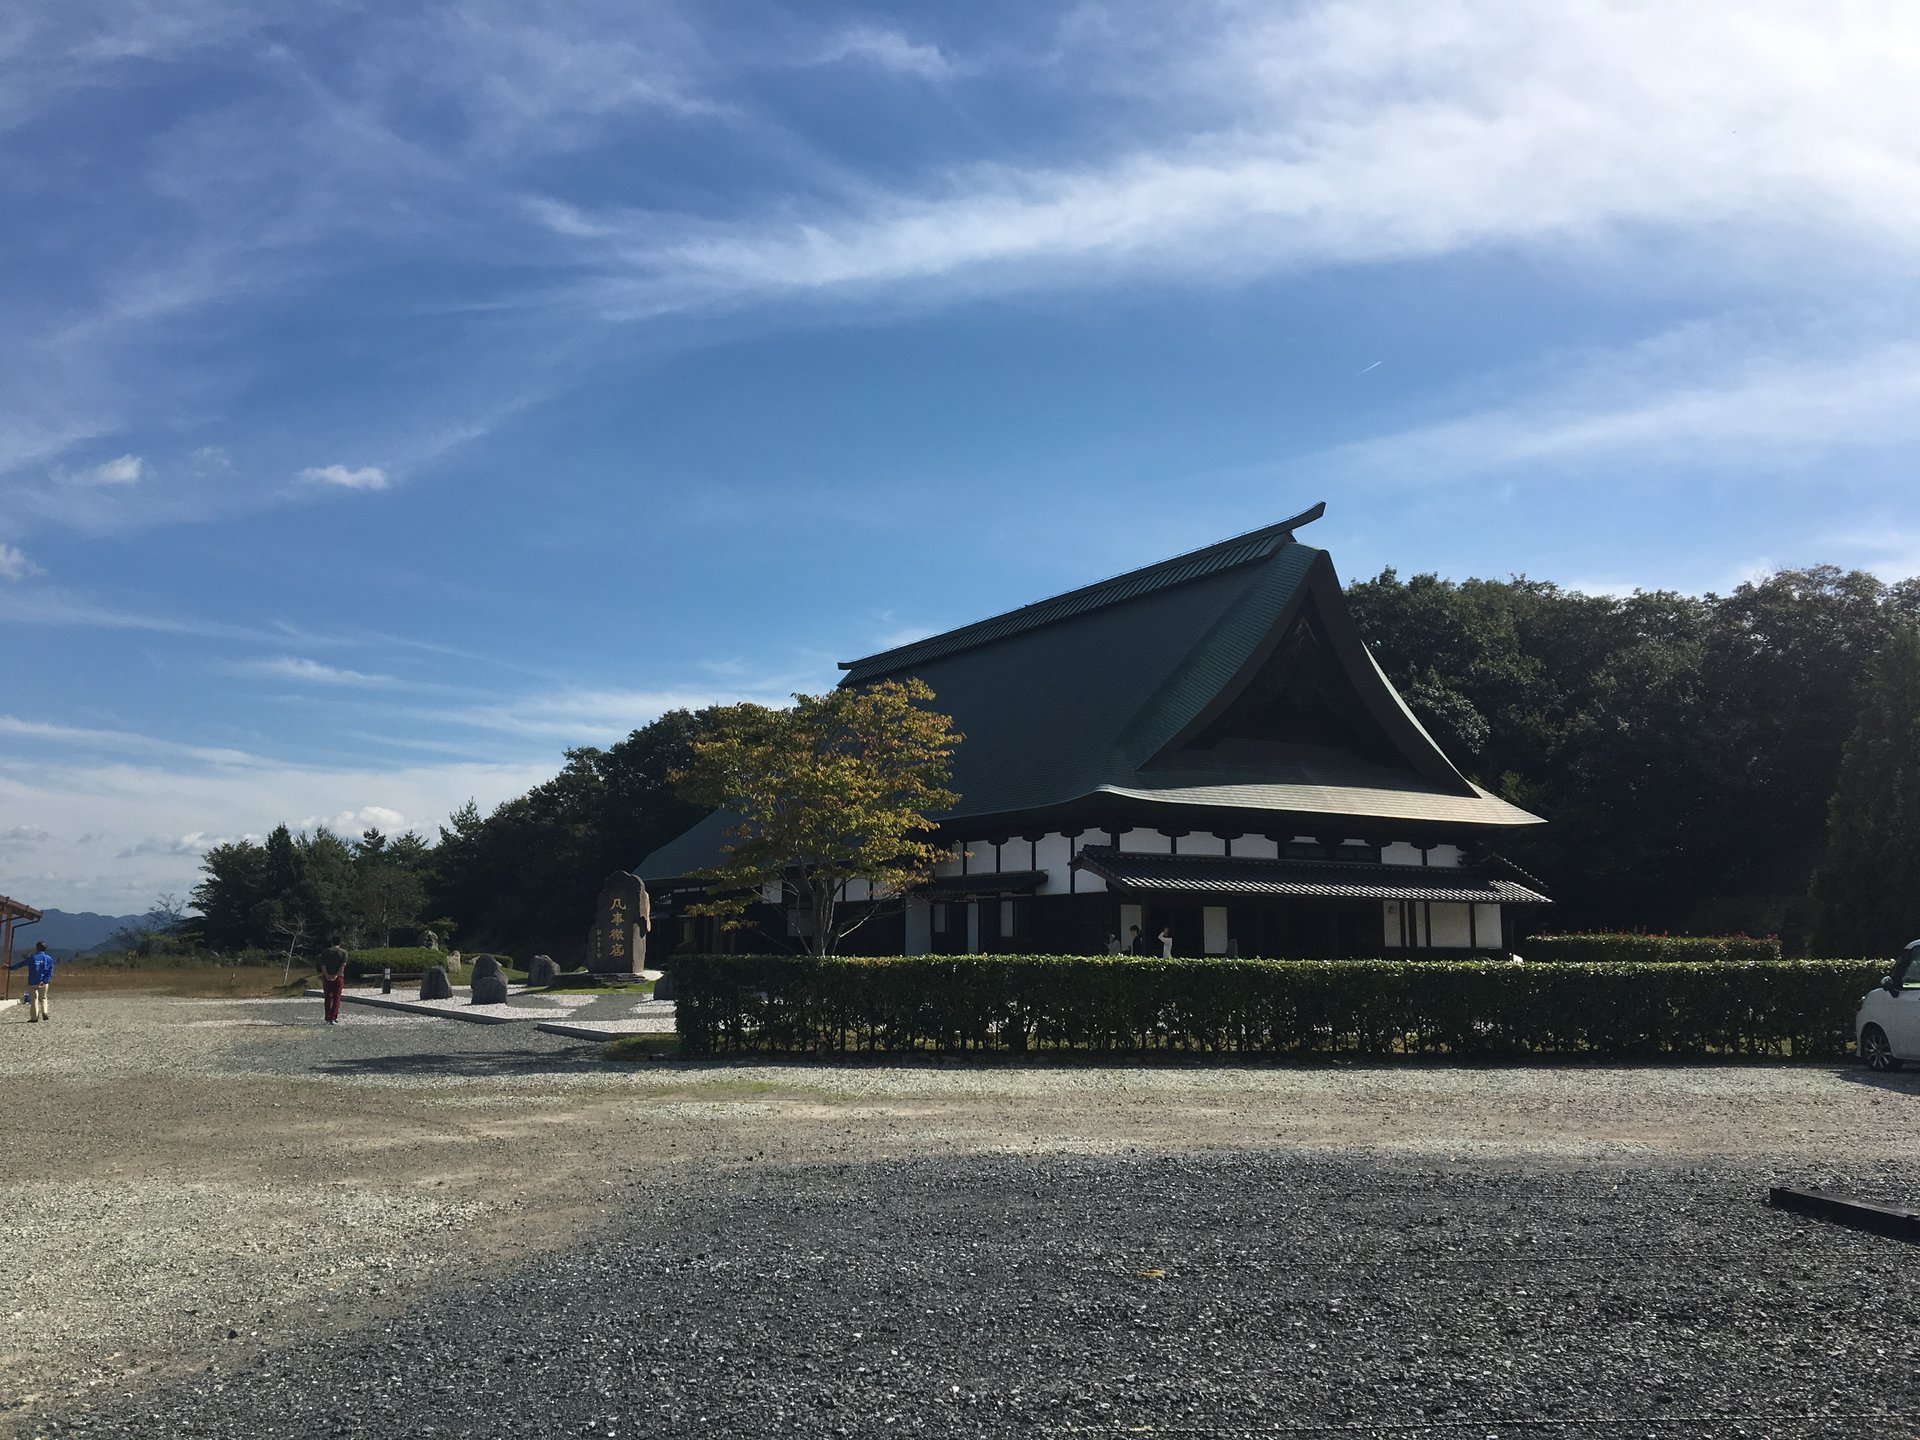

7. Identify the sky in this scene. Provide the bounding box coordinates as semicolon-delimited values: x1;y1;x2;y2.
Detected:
4;0;1920;913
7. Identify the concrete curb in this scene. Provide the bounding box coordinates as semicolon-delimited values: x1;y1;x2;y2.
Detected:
533;1021;624;1041
341;993;524;1025
532;1018;676;1042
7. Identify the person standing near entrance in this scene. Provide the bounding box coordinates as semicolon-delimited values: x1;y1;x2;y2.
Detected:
1104;932;1123;956
1158;925;1174;958
318;941;349;1026
10;941;55;1022
1128;924;1151;956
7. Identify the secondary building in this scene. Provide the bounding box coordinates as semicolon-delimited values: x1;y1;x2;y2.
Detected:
639;502;1548;958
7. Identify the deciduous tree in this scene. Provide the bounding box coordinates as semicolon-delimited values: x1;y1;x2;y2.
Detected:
674;680;961;955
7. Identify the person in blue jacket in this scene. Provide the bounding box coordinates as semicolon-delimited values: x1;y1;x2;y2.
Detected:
10;941;54;1023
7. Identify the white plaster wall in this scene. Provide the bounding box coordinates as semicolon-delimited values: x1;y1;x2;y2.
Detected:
965;902;981;954
1381;842;1423;867
1235;834;1279;859
1182;833;1227;857
1203;906;1229;955
904;902;931;956
933;843;963;878
1429;902;1473;947
1119;902;1143;944
1383;900;1403;946
1119;828;1172;854
1429;844;1465;868
843;878;872;903
760;882;784;904
1035;833;1074;893
1473;903;1503;949
964;841;998;874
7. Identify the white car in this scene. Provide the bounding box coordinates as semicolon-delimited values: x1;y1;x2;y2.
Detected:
1856;939;1920;1071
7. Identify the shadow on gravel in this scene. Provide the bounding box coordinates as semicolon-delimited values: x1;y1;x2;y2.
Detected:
1831;1062;1920;1095
312;1046;618;1080
50;1149;1920;1440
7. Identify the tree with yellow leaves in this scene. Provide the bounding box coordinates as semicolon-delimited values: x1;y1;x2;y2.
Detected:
672;679;961;955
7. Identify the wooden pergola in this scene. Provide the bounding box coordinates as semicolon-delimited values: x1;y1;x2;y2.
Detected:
2;894;43;999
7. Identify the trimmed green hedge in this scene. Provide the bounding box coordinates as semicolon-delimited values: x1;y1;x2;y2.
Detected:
346;946;444;981
672;953;1879;1060
1524;934;1780;963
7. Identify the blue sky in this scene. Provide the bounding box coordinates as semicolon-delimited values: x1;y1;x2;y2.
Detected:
4;1;1920;912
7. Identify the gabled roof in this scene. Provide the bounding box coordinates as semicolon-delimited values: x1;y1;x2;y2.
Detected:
840;503;1327;684
833;504;1538;831
638;505;1541;881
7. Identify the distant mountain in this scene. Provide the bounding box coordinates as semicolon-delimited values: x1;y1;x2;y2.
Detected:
17;908;145;955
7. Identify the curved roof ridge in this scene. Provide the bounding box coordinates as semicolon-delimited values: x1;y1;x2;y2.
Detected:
839;501;1325;684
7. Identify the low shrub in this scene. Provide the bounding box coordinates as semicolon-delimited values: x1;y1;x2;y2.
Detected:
1524;934;1780;963
347;946;442;980
672;953;1880;1061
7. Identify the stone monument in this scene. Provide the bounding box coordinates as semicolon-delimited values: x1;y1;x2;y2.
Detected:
587;871;649;976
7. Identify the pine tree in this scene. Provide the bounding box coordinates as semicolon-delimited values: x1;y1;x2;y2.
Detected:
1811;625;1920;956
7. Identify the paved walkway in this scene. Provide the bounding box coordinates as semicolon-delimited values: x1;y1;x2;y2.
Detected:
334;982;674;1036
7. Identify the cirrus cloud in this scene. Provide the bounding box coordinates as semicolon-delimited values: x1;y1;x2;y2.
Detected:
0;543;40;581
300;464;390;491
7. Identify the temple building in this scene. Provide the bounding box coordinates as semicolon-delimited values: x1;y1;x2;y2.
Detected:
639;503;1548;958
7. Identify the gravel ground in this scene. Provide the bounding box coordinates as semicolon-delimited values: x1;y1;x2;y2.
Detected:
6;988;1920;1438
45;1151;1920;1439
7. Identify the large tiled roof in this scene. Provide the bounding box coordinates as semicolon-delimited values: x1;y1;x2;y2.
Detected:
638;504;1544;881
1070;846;1550;904
840;504;1325;685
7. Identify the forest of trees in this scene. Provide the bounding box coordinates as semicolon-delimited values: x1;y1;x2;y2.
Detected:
1346;563;1920;949
182;563;1920;961
188;711;712;959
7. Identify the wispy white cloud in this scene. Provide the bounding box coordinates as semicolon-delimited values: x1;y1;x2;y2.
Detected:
300;463;389;490
0;714;275;770
58;453;144;486
8;0;1919;550
0;588;283;642
561;3;1920;319
234;656;403;688
809;25;952;80
1319;331;1920;484
0;543;39;580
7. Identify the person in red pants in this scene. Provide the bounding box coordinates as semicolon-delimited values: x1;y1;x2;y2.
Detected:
318;941;349;1025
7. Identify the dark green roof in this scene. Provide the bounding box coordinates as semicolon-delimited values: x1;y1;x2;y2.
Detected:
638;505;1542;882
1071;846;1550;904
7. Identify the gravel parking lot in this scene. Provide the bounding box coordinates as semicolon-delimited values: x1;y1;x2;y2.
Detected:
7;988;1920;1437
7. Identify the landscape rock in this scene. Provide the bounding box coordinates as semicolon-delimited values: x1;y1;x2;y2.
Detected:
528;955;559;986
418;967;451;1001
470;973;510;1005
652;971;675;1002
469;954;502;982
